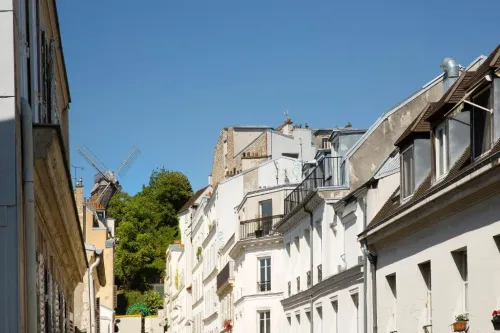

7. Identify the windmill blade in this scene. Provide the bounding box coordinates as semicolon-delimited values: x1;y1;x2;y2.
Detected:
96;181;112;205
115;146;141;179
78;145;112;181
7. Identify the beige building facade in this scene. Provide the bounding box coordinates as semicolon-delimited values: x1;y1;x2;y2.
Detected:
0;0;88;332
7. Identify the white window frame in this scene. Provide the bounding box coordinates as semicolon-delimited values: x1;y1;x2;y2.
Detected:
258;257;272;292
321;137;329;149
401;145;415;199
257;310;271;333
435;122;449;179
462;251;468;314
471;85;493;159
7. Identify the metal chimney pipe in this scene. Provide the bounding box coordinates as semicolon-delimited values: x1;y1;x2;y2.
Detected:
441;57;460;92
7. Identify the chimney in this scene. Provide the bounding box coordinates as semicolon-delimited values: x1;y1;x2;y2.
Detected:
208;174;212;186
441;57;460;93
283;118;293;135
74;177;84;219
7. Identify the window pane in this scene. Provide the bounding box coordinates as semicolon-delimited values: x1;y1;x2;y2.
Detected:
472;88;492;158
402;147;414;197
260;200;273;217
266;312;271;333
266;259;271;281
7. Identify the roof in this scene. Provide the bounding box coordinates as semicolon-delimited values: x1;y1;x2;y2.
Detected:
466;44;500;89
366;144;474;230
343;70;445;161
178;186;209;214
275;118;293;131
425;71;475;122
394;103;435;146
374;151;400;179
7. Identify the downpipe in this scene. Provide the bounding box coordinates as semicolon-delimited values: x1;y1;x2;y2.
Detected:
304;205;314;333
22;99;37;333
362;239;377;333
89;254;101;333
362;196;368;333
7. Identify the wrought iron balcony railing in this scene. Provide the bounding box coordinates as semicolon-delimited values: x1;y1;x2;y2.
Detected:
288;281;291;297
296;276;301;293
317;264;323;283
257;281;271;292
284;156;345;216
306;270;312;288
239;215;284;240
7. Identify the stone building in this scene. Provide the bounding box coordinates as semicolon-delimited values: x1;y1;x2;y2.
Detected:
209;120;333;187
0;0;88;332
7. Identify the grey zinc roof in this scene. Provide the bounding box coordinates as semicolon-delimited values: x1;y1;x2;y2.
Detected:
374;152;400;180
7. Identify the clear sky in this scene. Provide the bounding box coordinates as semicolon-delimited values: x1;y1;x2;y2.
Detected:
58;0;500;197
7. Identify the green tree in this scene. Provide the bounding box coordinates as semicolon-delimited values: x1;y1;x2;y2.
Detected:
109;168;192;292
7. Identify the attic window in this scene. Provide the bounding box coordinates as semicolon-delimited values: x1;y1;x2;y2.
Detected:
401;146;415;199
321;138;329;149
435;121;449;179
471;86;492;159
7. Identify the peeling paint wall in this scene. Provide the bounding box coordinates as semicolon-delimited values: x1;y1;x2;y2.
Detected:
349;81;444;190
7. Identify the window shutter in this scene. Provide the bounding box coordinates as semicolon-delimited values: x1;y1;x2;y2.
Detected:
49;38;58;124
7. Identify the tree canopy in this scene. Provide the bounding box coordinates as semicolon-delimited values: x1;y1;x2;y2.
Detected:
108;168;192;292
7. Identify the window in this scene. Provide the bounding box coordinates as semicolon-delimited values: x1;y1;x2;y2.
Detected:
472;87;492;159
386;274;397;331
259;200;273;217
331;300;338;333
401;146;415;198
259;311;271;333
419;262;432;325
315;306;323;333
321;137;329;149
452;248;468;314
435;122;449;178
350;293;359;333
259;258;271;291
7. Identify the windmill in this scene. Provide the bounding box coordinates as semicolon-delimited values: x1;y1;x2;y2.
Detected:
77;145;140;210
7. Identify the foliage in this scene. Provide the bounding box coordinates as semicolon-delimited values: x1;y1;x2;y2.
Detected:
455;314;468;322
174;269;179;289
109;168;192;291
196;247;202;259
124;290;163;315
223;319;233;332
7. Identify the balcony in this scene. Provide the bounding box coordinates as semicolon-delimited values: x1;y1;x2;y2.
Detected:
284;156;345;215
288;281;291;297
317;264;323;283
216;261;234;295
306;270;312;288
239;215;284;240
296;276;300;293
257;281;271;292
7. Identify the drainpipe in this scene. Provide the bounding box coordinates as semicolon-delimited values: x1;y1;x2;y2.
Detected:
361;196;368;333
362;239;377;333
22;99;37;333
89;252;102;333
83;204;87;242
304;205;314;333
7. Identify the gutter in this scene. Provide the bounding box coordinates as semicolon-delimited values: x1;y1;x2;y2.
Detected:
304;205;314;333
362;239;377;333
89;251;102;333
22;99;37;333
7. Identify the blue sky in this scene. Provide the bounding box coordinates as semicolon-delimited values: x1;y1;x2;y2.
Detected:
58;0;500;197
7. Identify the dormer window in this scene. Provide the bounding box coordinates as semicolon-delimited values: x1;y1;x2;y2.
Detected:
435;122;449;179
401;146;415;199
471;86;492;159
322;137;329;149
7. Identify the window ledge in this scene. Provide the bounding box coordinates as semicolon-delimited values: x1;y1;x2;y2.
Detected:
401;194;414;204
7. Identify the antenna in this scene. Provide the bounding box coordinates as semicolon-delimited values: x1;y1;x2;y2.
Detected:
284;109;289;119
71;165;84;187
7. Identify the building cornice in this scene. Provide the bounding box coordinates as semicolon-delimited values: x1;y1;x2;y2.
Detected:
202;225;217;248
234;292;284;307
203;265;218;284
281;264;363;311
229;235;283;260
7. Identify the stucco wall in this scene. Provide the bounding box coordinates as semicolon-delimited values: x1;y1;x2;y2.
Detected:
115;316;141;333
376;193;500;333
348;81;444;190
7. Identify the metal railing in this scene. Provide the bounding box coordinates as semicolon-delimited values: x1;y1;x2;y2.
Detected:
257;281;271;292
288;281;291;297
284;157;345;215
216;261;234;290
306;270;312;288
317;264;323;283
296;276;301;293
240;215;284;240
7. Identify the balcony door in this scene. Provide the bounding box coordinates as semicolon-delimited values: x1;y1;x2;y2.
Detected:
259;200;273;235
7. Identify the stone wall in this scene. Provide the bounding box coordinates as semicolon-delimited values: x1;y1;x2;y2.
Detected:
211;128;269;187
